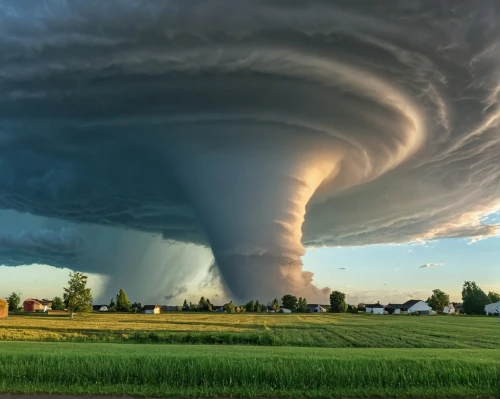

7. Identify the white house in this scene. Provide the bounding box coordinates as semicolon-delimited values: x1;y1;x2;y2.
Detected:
93;305;108;312
143;305;160;314
366;303;384;314
279;308;292;313
385;300;433;315
443;304;455;314
405;300;432;314
485;301;500;315
307;304;327;313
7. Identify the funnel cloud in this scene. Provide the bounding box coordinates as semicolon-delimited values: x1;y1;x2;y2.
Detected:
0;1;499;302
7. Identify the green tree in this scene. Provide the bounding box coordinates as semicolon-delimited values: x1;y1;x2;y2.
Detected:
488;291;500;303
245;300;255;312
109;298;116;310
63;272;93;319
254;300;262;312
271;298;280;312
183;299;189;311
5;292;21;312
329;290;347;313
297;297;307;312
462;281;489;315
347;304;358;313
51;296;65;311
281;294;298;311
115;288;131;312
198;296;212;311
357;303;366;313
224;301;235;313
426;289;450;313
176;306;182;312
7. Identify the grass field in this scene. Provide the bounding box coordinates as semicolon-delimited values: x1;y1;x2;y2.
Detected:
1;312;498;348
0;342;498;398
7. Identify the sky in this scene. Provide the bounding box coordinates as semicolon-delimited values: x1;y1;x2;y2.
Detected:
0;1;499;305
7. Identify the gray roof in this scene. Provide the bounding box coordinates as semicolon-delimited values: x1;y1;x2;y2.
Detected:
402;299;424;308
366;303;384;308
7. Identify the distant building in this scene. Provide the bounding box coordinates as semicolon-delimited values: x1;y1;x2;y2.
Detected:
143;305;160;314
0;298;7;318
92;305;109;312
279;308;292;313
366;303;384;314
384;300;432;315
23;299;52;313
443;304;455;314
306;304;327;313
161;305;179;312
485;301;500;316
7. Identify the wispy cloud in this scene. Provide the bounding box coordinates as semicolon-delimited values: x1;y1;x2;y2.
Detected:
339;267;346;270
419;263;444;269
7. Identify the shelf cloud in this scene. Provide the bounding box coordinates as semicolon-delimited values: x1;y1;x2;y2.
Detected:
0;1;498;301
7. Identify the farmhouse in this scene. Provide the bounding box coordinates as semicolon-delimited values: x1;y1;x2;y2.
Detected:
385;300;432;315
92;305;109;312
0;298;7;318
485;301;500;316
443;304;455;314
143;305;160;314
307;304;327;313
365;303;384;314
23;298;52;312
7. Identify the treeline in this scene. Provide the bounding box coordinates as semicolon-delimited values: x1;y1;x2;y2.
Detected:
5;272;499;316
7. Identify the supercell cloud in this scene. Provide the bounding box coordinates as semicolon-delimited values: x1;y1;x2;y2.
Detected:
0;1;499;301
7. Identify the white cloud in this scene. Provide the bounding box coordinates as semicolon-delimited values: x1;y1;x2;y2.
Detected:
419;263;444;269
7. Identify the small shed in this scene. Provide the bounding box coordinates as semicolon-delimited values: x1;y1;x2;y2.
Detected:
0;298;7;318
485;301;500;316
443;304;455;314
143;305;160;314
366;303;385;314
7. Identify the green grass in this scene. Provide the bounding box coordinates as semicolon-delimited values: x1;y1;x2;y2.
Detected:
0;342;498;398
1;312;498;348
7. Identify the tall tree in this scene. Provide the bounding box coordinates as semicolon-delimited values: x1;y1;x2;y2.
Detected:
245;300;255;312
488;291;500;303
63;272;93;319
183;299;189;311
115;288;131;312
297;297;307;312
198;297;212;311
254;300;262;312
462;281;489;315
109;298;116;310
281;294;298;311
329;291;347;313
426;289;450;312
224;301;235;313
5;292;21;311
272;298;280;312
51;296;65;311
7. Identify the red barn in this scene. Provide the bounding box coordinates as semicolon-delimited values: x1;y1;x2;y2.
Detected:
23;298;52;312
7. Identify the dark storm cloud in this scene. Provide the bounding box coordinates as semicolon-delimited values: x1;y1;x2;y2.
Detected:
0;228;84;267
0;0;499;300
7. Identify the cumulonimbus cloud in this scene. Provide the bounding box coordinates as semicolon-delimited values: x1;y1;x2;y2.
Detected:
0;1;498;301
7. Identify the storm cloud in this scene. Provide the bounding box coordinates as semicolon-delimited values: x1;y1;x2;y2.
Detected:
0;1;499;301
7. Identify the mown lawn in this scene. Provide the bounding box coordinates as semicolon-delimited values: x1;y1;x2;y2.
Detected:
0;342;498;398
1;312;498;348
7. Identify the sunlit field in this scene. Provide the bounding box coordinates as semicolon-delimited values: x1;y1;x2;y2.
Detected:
1;312;498;348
